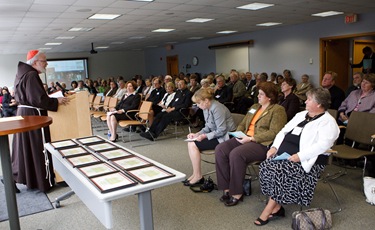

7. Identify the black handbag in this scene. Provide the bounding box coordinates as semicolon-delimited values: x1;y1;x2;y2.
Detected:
243;177;252;196
190;176;218;193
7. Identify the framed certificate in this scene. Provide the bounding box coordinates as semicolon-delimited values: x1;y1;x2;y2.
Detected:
58;146;88;158
78;162;117;178
50;139;77;149
127;166;175;184
66;154;101;167
90;172;137;193
76;136;105;145
86;142;117;152
97;149;133;160
112;156;151;171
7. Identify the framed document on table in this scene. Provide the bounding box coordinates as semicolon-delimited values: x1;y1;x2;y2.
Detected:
78;162;118;178
112;156;152;171
90;172;137;193
87;142;117;152
97;149;133;161
127;165;175;184
58;146;88;158
50;139;78;149
66;154;101;167
76;136;105;145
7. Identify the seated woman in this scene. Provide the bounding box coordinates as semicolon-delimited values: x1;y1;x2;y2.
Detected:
215;82;287;206
148;82;175;125
106;80;141;142
254;88;339;226
1;87;18;117
278;78;300;121
184;88;236;186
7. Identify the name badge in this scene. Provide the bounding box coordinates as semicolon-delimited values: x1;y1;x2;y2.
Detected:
291;127;302;136
249;108;256;114
215;95;220;98
157;92;160;95
175;98;179;101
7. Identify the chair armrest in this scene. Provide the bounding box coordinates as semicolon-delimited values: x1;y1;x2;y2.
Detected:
125;109;140;120
325;149;338;154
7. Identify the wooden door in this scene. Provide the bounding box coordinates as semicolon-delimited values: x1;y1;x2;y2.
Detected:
166;55;179;76
353;40;375;74
323;39;350;91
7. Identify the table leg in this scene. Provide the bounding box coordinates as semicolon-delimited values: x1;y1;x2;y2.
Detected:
0;135;20;230
138;190;154;230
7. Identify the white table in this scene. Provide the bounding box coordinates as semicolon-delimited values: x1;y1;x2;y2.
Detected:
45;142;185;230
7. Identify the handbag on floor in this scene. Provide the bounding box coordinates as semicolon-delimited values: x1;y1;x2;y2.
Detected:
242;177;252;196
364;176;375;205
190;176;217;193
292;208;332;230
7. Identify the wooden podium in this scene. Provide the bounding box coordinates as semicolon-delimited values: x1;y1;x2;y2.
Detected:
49;91;92;181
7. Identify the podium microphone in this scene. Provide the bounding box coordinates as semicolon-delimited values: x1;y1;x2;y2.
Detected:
55;81;67;94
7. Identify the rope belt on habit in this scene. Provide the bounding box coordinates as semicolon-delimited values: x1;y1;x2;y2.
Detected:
17;105;53;187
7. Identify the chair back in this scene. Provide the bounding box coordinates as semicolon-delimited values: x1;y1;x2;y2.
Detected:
108;97;118;110
91;95;102;109
102;96;111;107
327;109;338;120
345;111;375;145
88;94;95;104
231;113;245;129
138;101;152;120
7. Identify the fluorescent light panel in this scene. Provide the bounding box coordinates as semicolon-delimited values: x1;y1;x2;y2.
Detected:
68;27;93;32
217;30;237;34
111;41;124;44
186;18;214;23
88;14;121;20
312;11;343;17
45;42;62;45
96;46;109;49
55;36;75;39
126;0;154;2
129;36;145;39
237;3;274;10
256;22;282;26
152;28;175;32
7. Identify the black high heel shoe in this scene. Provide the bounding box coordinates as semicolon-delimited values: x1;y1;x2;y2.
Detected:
183;177;204;186
110;134;119;142
269;206;285;219
219;192;230;202
224;195;243;206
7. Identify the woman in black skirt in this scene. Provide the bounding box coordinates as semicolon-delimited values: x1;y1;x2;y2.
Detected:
106;80;141;142
254;88;339;226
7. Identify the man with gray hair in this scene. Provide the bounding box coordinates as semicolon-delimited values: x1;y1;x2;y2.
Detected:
321;71;345;110
12;50;68;192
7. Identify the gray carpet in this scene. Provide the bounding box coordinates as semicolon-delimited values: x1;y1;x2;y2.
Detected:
0;178;54;222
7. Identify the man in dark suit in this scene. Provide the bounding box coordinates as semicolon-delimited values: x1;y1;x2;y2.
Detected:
214;75;233;104
140;79;192;141
351;46;375;74
321;71;345;110
146;78;166;115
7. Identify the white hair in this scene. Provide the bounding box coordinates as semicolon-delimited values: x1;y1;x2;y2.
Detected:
26;50;44;65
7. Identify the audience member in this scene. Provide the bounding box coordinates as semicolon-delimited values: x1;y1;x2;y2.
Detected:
147;78;166;115
98;80;109;94
254;88;339;226
214;75;233;104
105;81;118;97
346;72;363;97
244;72;256;93
283;69;292;79
350;46;375;74
87;79;98;95
294;74;313;104
269;72;277;84
321;71;345;110
48;82;56;94
1;87;17;117
70;80;78;90
142;78;153;96
106;81;141;142
200;78;210;89
215;82;287;207
74;80;89;92
135;78;144;94
113;80;127;100
279;78;300;121
140;79;192;141
189;74;201;94
229;71;246;107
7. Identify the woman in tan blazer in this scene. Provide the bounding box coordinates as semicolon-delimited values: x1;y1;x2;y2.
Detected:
215;82;287;207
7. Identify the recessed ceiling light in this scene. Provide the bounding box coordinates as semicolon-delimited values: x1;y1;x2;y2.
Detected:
88;14;121;20
188;37;204;40
96;46;109;49
312;11;344;17
76;8;92;13
45;42;62;45
217;30;237;34
111;41;124;44
38;47;51;50
237;3;274;10
129;36;145;39
68;27;93;32
55;36;75;39
127;0;154;2
186;18;214;23
256;22;282;26
152;28;175;33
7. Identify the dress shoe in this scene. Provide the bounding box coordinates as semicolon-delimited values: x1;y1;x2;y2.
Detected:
219;192;230;202
110;134;118;142
224;195;243;206
182;179;189;184
269;206;285;219
183;177;204;186
140;131;155;141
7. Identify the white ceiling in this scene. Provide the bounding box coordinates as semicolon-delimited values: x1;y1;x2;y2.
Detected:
0;0;374;54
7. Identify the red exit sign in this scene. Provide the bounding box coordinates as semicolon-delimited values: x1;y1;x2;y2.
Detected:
345;14;357;24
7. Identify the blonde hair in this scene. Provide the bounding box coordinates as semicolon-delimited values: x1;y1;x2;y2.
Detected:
192;88;214;103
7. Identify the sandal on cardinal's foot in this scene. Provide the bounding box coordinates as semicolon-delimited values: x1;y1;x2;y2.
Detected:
254;217;269;226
